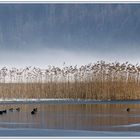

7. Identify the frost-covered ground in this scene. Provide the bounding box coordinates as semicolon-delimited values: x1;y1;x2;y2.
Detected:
0;128;139;137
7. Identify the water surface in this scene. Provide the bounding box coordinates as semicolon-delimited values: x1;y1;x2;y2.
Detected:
0;101;140;134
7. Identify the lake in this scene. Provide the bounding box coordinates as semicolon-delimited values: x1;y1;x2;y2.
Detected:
0;100;140;137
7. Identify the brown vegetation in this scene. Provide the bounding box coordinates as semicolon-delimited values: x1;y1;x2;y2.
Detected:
0;61;140;100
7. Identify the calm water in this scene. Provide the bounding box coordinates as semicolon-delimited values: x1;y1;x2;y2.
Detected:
0;102;140;132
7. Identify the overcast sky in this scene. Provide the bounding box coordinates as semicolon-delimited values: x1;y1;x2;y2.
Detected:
0;4;140;67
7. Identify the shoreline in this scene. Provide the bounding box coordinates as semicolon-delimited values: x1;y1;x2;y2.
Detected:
0;98;140;105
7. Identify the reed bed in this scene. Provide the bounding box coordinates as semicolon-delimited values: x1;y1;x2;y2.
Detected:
0;61;140;100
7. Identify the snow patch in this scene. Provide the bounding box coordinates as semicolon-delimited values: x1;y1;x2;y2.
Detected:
113;123;140;128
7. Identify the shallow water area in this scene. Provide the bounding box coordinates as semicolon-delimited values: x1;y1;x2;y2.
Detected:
0;100;140;136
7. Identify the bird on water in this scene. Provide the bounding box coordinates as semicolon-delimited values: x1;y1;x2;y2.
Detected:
126;108;130;112
31;108;38;115
16;107;20;112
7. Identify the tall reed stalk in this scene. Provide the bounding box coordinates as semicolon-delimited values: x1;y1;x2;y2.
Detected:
0;61;139;100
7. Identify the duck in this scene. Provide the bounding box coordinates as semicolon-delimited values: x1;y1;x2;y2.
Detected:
9;108;14;112
126;108;130;112
0;111;3;115
31;108;38;115
33;108;37;112
31;110;36;115
2;110;7;114
16;107;20;112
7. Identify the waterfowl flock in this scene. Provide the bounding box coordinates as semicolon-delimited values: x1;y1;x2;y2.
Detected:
0;107;38;115
0;106;131;116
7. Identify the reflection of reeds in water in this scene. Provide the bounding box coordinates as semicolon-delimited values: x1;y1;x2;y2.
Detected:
0;61;140;100
0;103;139;131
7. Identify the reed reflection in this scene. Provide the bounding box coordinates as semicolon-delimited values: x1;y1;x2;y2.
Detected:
0;103;139;131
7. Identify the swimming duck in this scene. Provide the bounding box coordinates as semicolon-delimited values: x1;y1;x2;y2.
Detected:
33;108;37;112
31;110;36;115
16;107;20;112
9;108;14;111
0;111;3;115
2;110;7;113
126;108;130;112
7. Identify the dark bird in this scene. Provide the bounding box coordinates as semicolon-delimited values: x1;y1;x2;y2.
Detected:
0;111;3;115
33;108;37;112
9;108;13;111
2;110;7;113
31;110;36;115
16;107;20;112
126;108;130;112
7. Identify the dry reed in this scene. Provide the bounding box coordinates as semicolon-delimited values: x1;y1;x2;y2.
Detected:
0;61;140;100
